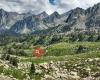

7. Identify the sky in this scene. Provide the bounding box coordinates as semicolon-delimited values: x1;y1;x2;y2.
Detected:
0;0;100;15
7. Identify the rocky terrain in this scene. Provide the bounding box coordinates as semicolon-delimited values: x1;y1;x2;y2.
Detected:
0;54;100;80
32;58;100;80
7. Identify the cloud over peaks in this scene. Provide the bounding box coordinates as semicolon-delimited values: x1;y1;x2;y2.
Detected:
0;0;100;15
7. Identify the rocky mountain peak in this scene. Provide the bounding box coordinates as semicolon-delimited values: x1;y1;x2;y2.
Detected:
93;3;100;15
43;11;60;23
51;11;60;18
85;3;100;28
36;11;48;20
66;7;85;23
0;8;8;16
71;7;85;16
86;3;100;15
0;8;6;13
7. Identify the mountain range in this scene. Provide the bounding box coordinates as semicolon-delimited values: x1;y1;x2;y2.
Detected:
0;3;100;35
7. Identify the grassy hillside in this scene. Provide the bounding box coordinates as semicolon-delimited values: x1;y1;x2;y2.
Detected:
0;35;100;80
18;42;100;63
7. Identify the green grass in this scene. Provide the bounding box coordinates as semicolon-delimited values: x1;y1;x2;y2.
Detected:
3;68;27;80
0;66;4;74
20;50;100;63
18;42;100;63
44;42;100;56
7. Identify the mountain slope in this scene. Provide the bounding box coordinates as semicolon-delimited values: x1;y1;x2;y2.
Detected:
0;9;24;34
1;3;100;35
9;11;62;34
86;3;100;28
33;3;100;35
9;12;49;34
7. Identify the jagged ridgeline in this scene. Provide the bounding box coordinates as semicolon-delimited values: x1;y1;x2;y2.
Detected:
0;3;100;35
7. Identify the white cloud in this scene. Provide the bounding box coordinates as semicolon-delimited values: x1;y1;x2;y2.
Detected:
0;0;100;15
79;0;100;9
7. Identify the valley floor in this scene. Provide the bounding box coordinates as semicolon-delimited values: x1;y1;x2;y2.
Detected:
0;42;100;80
